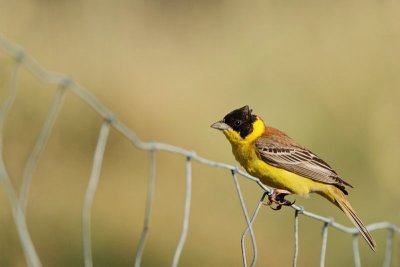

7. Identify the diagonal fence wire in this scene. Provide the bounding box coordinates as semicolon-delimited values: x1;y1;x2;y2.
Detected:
232;170;258;267
19;84;67;213
134;149;157;267
1;34;400;267
240;191;269;267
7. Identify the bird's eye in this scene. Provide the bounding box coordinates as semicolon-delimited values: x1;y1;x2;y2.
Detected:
234;120;241;126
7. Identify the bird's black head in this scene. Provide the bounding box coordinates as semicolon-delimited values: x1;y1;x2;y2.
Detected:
211;105;258;139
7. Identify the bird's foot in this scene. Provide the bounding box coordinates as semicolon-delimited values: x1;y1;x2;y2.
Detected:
264;189;295;210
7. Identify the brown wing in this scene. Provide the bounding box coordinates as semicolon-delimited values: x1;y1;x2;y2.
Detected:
254;127;352;194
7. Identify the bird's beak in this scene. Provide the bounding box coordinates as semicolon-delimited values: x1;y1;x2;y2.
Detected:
210;120;231;131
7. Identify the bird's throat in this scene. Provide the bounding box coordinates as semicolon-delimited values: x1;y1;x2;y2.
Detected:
222;117;265;145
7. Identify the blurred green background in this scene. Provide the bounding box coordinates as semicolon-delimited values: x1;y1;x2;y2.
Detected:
1;1;400;266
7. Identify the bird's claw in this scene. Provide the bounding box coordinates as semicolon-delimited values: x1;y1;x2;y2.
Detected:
270;199;296;210
264;189;295;211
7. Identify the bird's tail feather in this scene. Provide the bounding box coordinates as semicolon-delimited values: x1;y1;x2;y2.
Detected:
330;188;376;251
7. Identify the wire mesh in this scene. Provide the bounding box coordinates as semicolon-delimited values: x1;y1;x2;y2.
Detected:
0;34;399;267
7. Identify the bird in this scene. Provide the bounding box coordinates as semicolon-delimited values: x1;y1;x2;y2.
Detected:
211;105;376;251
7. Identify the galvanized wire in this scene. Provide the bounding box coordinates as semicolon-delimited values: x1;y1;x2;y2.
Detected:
353;235;361;267
134;150;157;267
1;34;400;267
232;170;258;267
171;157;193;267
293;209;300;267
82;120;112;267
0;51;42;267
320;222;329;267
241;191;268;267
19;85;67;213
383;228;395;267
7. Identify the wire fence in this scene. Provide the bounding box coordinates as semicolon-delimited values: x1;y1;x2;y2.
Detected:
0;34;399;267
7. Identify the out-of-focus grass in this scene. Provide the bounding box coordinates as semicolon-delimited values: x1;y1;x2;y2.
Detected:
1;1;400;266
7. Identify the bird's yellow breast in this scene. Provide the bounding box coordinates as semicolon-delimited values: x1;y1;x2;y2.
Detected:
223;118;329;197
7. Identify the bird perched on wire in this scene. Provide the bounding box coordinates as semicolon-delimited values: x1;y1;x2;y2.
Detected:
211;105;376;251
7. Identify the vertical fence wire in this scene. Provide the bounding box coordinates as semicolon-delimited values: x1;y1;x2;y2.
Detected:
293;210;300;267
19;84;67;213
352;235;361;267
320;222;329;267
134;149;157;267
82;120;111;267
383;228;395;267
171;156;193;267
232;170;258;267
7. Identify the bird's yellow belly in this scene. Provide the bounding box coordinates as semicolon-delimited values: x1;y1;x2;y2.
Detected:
232;143;327;197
